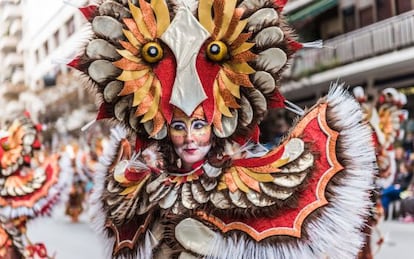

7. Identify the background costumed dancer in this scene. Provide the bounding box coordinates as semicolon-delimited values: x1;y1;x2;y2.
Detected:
0;113;63;258
353;86;408;258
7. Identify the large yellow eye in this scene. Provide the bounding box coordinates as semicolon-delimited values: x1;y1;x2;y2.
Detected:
1;142;10;151
206;41;228;62
142;42;163;63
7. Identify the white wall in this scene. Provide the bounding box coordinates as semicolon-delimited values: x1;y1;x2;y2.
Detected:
21;0;87;90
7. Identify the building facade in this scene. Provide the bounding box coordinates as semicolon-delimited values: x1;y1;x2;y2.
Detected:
0;0;25;118
0;0;95;136
282;0;414;115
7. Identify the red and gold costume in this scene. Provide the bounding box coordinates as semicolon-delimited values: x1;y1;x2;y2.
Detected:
68;0;376;258
0;113;61;258
353;87;407;258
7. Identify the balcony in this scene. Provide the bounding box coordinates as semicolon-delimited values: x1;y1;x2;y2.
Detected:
9;19;22;36
11;68;24;85
4;52;23;67
290;10;414;79
0;36;18;52
1;4;22;21
1;0;21;4
0;65;12;82
284;0;316;13
0;80;26;100
0;21;9;36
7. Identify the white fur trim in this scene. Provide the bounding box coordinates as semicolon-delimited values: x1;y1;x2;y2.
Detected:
89;126;155;258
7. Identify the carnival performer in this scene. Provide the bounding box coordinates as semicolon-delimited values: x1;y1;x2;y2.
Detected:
0;113;62;258
66;0;376;258
353;86;408;258
65;173;87;223
62;143;88;223
354;87;408;210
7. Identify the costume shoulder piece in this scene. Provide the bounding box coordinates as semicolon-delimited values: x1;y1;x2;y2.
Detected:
67;0;376;258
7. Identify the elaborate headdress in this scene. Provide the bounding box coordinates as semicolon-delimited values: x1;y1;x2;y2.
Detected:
353;86;407;179
68;0;376;258
69;0;300;143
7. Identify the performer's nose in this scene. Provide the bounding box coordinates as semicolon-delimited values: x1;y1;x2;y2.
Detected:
184;131;195;144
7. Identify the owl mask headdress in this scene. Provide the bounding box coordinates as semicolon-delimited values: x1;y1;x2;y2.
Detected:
69;0;299;144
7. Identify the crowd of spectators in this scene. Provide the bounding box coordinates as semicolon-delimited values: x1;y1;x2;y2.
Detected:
381;134;414;222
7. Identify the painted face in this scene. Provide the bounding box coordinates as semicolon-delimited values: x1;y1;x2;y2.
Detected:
169;115;212;170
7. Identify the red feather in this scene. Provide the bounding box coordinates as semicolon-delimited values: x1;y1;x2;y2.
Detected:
67;57;82;70
24;110;31;118
196;45;221;123
96;103;114;120
268;90;286;109
288;39;303;52
153;49;176;123
35;124;43;132
274;0;288;10
135;137;149;152
32;139;41;149
79;5;97;21
251;125;260;143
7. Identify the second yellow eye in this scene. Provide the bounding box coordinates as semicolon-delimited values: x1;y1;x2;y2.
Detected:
142;42;163;63
206;41;228;62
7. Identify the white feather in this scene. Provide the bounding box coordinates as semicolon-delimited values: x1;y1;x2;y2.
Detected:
246;8;278;33
254;26;284;48
88;60;120;83
174;0;199;13
255;48;287;75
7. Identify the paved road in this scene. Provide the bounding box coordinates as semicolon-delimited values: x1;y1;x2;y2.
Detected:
376;220;414;259
27;204;105;259
27;204;414;259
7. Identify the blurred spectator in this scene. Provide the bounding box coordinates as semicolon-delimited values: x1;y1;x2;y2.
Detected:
399;152;414;222
259;108;293;150
380;147;413;219
403;132;413;154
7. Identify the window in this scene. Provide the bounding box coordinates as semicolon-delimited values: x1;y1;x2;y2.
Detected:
66;17;75;36
359;6;374;27
54;30;59;47
376;0;393;21
343;6;356;33
34;49;39;64
43;41;48;56
395;0;412;14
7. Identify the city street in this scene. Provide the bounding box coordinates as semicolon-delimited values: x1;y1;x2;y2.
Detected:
27;203;414;259
27;204;105;259
376;220;414;259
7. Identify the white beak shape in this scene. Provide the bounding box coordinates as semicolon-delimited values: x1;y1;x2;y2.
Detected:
161;7;210;116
